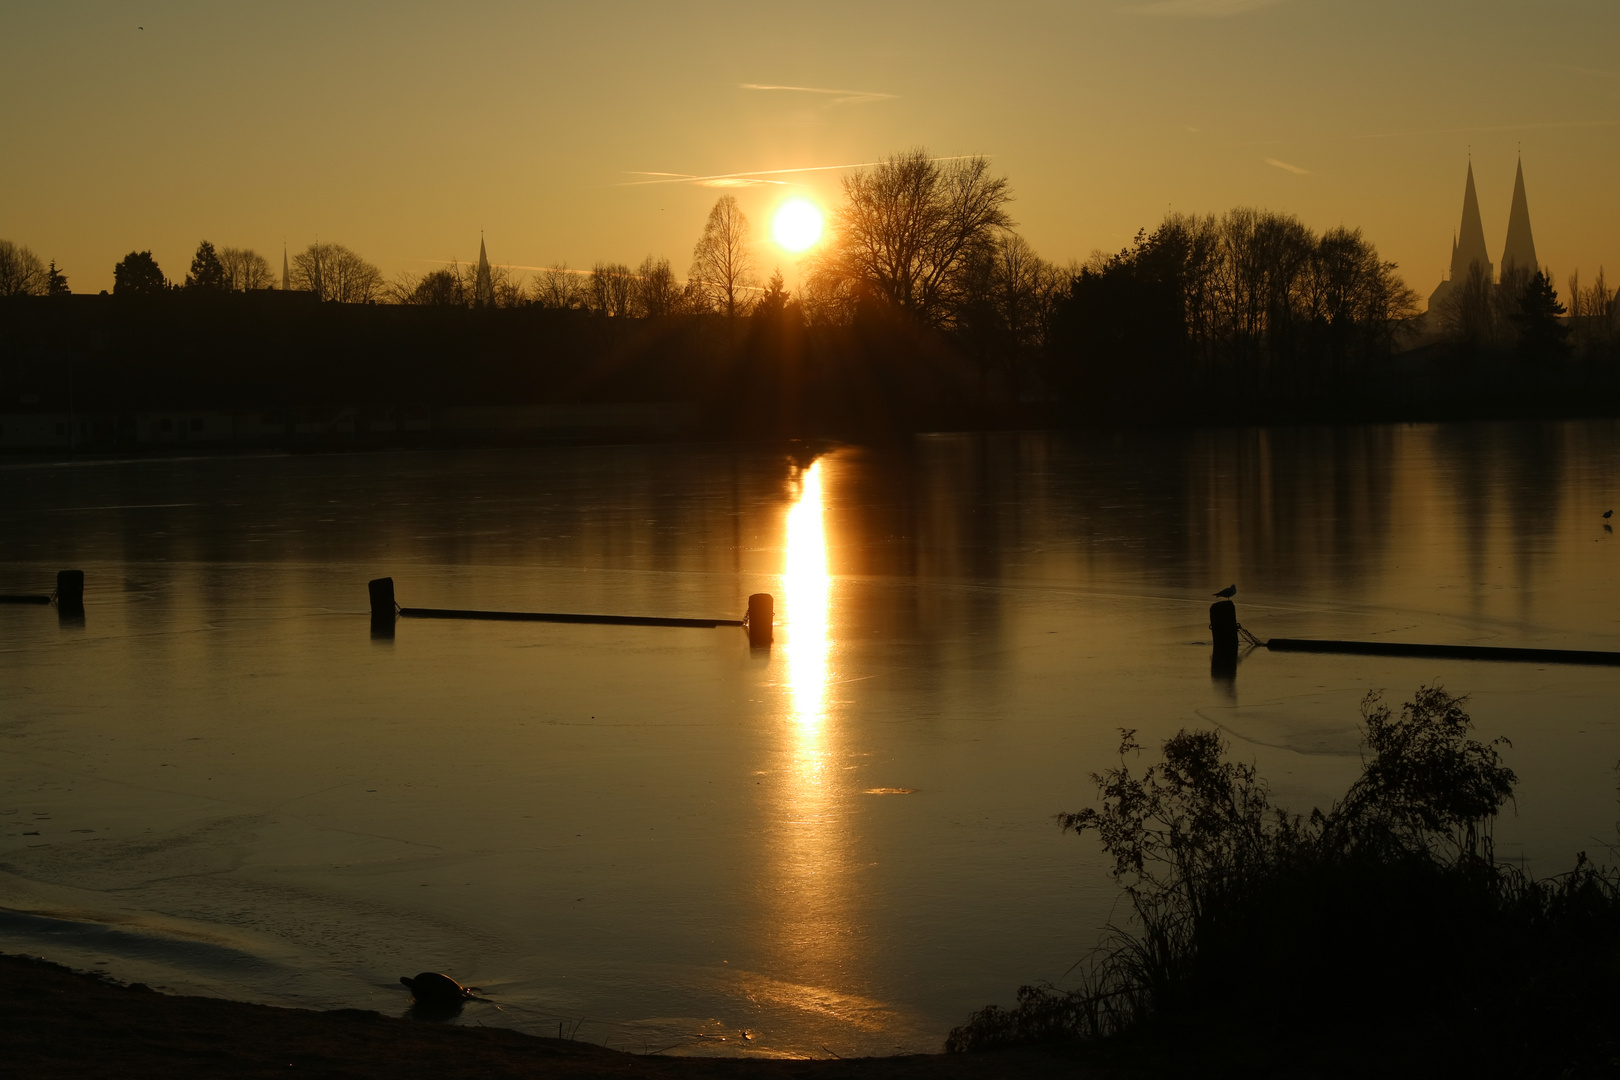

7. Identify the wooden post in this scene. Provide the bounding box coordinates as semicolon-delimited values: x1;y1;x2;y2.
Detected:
56;570;84;608
369;577;396;638
1210;600;1238;653
369;577;396;618
747;593;774;647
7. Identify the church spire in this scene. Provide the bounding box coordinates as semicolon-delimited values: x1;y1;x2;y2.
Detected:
282;244;289;291
1451;161;1493;284
474;232;494;308
1500;157;1539;277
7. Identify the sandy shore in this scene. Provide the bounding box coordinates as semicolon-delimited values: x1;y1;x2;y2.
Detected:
0;953;1106;1079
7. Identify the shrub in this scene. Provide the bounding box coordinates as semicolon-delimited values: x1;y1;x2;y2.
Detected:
948;687;1620;1074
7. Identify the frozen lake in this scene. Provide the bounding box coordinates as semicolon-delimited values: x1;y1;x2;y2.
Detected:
3;424;1619;1057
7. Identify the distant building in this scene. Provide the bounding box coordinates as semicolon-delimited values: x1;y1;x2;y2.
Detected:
1500;159;1539;279
474;234;494;308
1428;158;1540;312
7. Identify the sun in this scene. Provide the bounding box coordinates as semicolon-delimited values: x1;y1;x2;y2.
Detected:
772;200;824;252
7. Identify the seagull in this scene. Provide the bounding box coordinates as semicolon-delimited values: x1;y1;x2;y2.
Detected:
1213;585;1236;599
1605;510;1613;519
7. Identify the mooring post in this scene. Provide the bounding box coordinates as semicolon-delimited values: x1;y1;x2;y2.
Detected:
55;570;84;608
369;577;396;638
747;593;774;647
369;577;396;618
1210;599;1238;654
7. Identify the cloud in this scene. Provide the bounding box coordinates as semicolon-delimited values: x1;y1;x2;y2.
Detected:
739;83;897;106
618;156;977;188
1265;157;1311;175
1131;0;1287;16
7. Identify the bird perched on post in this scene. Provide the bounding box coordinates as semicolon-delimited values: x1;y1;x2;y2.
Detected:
1213;585;1236;599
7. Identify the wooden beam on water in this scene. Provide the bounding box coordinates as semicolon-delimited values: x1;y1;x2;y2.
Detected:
1266;638;1620;667
397;606;743;629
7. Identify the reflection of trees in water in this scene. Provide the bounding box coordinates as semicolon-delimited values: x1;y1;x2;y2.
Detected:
1181;426;1400;600
1431;422;1566;620
822;429;1400;611
1;447;805;582
15;425;1598;633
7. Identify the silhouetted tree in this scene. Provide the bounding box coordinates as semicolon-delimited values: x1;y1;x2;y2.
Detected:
632;255;680;317
689;195;755;318
45;260;69;296
113;250;167;295
1049;208;1416;413
810;149;1013;329
1566;268;1618;359
184;240;230;293
0;240;48;296
1050;225;1195;408
1512;270;1571;367
753;268;789;321
396;265;467;306
959;232;1059;395
1300;226;1419;387
1437;260;1496;349
533;264;583;309
491;264;526;308
1491;262;1536;349
392;258;526;307
290;242;383;303
588;261;633;316
1210;207;1314;377
219;247;277;291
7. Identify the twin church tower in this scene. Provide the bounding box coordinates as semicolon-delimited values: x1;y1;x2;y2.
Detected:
1428;158;1540;311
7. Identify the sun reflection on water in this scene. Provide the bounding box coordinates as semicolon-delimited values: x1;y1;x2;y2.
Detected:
753;455;881;1040
785;459;830;727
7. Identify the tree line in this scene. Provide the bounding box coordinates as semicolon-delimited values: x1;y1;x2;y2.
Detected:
1435;260;1620;367
7;147;1620;426
1046;209;1423;411
0;240;70;297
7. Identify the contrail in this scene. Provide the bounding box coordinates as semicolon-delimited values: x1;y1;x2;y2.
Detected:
617;156;979;188
1265;158;1311;175
739;83;897;105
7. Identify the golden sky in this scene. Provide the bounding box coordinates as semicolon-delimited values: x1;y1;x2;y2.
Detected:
2;1;1617;298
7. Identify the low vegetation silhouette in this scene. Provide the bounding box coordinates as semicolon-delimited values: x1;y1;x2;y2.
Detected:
947;686;1620;1074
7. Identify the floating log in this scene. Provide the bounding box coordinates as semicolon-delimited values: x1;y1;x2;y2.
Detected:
370;576;748;630
1266;637;1620;667
0;569;83;606
398;607;742;628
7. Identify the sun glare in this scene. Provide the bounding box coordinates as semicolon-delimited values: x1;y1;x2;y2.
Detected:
785;459;829;728
772;200;824;252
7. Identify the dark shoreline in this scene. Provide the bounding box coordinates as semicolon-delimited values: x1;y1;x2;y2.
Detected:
0;952;1104;1079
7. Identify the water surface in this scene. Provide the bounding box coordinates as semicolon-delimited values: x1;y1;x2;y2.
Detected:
2;425;1619;1056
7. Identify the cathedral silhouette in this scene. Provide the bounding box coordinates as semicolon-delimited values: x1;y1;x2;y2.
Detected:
1428;158;1540;312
